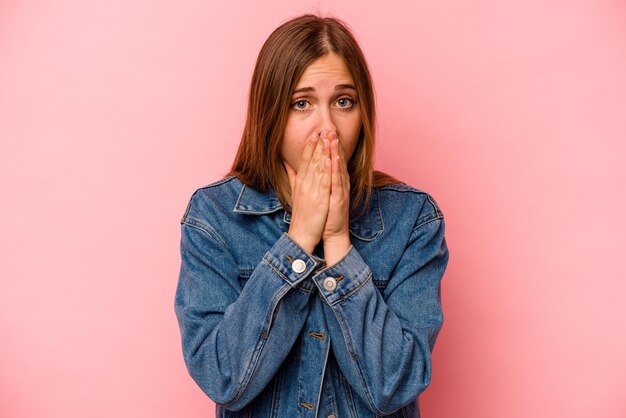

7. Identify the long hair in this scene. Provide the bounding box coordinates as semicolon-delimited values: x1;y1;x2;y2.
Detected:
227;13;402;220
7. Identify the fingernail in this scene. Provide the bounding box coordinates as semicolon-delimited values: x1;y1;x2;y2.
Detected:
320;129;329;137
311;133;319;142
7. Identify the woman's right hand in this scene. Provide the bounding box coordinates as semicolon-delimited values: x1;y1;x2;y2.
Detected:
284;129;333;254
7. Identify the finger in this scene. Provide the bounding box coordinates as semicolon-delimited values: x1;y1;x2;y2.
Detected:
319;156;332;192
318;130;332;191
299;132;320;172
337;137;350;184
333;139;350;199
318;137;331;175
330;137;341;193
306;134;326;178
322;132;331;164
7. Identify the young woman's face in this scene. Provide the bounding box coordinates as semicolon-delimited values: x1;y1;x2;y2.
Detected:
281;52;362;173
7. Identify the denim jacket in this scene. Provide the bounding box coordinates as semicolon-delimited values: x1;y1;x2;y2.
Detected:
174;175;449;418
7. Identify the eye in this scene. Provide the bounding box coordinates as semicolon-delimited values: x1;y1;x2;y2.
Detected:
336;97;356;109
291;99;310;112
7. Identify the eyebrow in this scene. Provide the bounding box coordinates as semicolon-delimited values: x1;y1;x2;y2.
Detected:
292;84;356;94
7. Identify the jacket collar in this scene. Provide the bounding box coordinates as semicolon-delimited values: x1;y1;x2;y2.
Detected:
233;183;383;241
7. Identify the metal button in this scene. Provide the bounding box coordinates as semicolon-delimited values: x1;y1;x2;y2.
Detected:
292;259;306;273
323;277;337;291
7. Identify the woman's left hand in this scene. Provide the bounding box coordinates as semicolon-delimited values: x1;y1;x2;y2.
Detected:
322;132;352;265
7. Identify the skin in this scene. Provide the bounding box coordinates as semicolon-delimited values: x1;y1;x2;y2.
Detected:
281;52;361;266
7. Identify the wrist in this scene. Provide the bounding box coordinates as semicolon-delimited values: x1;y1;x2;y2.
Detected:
286;231;316;254
323;233;351;266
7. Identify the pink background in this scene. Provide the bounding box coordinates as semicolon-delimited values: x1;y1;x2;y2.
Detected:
1;0;625;417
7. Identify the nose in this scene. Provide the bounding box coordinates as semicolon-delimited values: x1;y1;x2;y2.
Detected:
315;106;337;136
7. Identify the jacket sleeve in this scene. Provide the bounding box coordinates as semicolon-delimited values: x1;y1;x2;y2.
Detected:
313;200;449;415
174;215;324;411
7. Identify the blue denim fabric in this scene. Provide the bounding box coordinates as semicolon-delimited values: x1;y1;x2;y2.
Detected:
174;176;449;418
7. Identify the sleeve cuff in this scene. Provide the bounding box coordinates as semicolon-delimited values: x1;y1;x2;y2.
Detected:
311;245;373;305
263;233;325;289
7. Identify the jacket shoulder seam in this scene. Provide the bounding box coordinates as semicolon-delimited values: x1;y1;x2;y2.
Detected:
180;176;238;224
378;183;428;194
413;214;444;231
194;175;237;192
378;184;445;227
181;217;229;249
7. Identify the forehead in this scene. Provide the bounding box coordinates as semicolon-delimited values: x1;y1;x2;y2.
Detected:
296;53;353;86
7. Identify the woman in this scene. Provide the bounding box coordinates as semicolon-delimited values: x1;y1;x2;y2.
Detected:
175;13;449;418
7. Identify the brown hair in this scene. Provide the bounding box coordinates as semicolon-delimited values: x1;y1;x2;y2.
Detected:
227;13;403;220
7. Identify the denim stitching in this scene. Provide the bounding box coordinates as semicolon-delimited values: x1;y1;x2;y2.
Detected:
412;216;444;232
269;368;283;418
426;193;443;215
331;302;384;415
333;272;372;306
379;183;425;194
261;294;287;340
293;285;314;295
313;334;331;417
182;217;228;249
349;188;384;241
223;337;268;409
225;286;287;408
180;221;239;268
233;184;283;214
340;374;359;418
262;258;291;285
181;176;236;223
